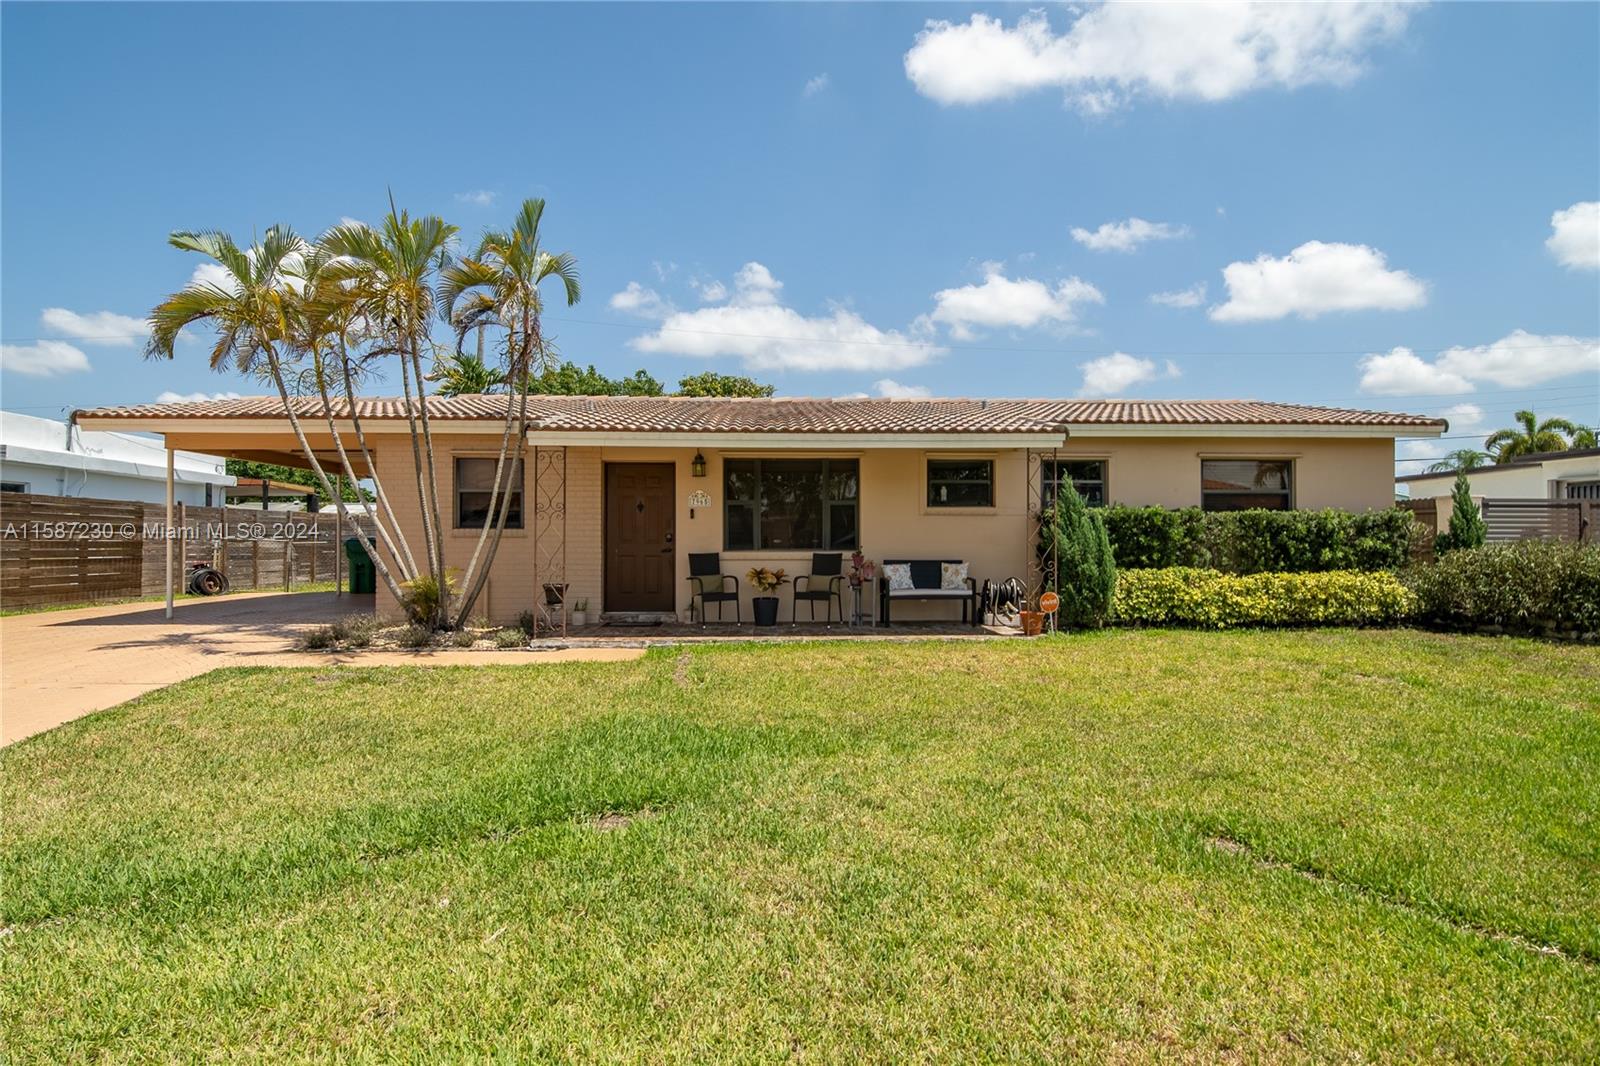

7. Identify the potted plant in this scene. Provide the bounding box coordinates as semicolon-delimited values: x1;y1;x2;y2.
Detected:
745;566;788;627
571;598;589;627
848;550;876;588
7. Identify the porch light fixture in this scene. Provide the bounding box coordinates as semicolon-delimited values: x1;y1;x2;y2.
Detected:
691;450;707;478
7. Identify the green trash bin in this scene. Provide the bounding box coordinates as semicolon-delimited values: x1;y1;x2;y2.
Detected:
343;537;376;594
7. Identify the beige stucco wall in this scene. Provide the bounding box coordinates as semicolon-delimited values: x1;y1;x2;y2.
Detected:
362;432;1398;624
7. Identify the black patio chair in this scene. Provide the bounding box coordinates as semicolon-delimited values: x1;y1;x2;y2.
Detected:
687;552;740;626
791;552;844;626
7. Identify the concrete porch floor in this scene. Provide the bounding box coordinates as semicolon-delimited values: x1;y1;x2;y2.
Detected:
535;618;1024;646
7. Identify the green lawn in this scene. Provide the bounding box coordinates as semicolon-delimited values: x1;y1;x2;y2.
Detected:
4;631;1598;1061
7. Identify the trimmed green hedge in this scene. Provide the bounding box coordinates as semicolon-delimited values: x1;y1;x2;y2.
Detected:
1407;540;1600;636
1100;506;1419;574
1110;568;1416;629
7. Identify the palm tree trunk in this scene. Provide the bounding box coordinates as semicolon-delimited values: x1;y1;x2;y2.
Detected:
452;323;535;627
335;333;418;578
260;344;409;604
405;325;451;625
396;342;444;623
311;346;413;593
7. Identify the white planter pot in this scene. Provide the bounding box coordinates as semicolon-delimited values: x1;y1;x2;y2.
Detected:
571;611;587;627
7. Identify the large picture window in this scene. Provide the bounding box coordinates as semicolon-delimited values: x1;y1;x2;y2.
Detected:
1043;459;1106;507
1201;459;1292;511
725;458;858;551
927;458;993;508
455;457;524;528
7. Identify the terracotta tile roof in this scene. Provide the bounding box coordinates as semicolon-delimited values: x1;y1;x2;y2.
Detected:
75;395;1448;432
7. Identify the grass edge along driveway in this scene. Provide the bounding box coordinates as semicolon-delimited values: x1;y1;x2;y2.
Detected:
4;629;1597;1061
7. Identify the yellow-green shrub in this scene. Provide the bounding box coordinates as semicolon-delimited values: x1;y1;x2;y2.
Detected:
1110;568;1416;629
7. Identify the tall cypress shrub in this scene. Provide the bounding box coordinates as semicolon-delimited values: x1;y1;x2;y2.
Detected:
1041;482;1117;627
1434;472;1485;555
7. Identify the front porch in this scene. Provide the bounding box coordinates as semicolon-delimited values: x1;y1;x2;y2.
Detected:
534;617;1026;646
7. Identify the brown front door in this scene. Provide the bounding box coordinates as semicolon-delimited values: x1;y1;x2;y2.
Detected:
605;462;676;612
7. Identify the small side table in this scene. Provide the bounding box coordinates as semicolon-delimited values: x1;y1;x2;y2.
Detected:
848;582;873;627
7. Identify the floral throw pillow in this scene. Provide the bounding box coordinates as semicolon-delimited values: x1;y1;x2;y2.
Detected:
883;563;914;591
940;562;969;590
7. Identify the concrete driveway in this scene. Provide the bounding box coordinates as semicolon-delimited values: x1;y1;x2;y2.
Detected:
1;592;641;746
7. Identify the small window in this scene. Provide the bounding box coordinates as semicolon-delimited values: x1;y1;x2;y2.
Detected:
1566;480;1600;500
455;457;523;528
1043;460;1106;507
1201;459;1292;511
0;481;27;494
724;458;858;551
927;459;993;508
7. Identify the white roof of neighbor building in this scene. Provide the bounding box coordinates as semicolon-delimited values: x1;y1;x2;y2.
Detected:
1396;448;1600;497
0;411;234;487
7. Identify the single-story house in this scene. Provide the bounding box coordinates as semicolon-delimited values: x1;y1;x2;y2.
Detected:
1397;448;1600;504
74;396;1446;623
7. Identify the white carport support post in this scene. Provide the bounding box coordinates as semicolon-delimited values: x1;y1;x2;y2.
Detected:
165;445;175;620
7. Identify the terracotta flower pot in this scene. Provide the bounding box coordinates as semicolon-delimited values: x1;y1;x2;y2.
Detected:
1019;610;1044;637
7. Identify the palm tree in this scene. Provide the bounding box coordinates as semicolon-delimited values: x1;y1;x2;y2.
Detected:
321;206;460;624
1570;425;1598;449
1425;449;1491;474
438;198;580;628
146;228;415;605
1484;410;1579;463
429;351;506;397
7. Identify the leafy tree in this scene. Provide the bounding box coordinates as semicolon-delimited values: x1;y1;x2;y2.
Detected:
225;459;368;503
1426;448;1490;474
523;361;662;396
429;352;506;396
1484;410;1578;463
619;369;666;396
676;371;776;397
1433;471;1485;555
1570;425;1598;449
1039;482;1116;628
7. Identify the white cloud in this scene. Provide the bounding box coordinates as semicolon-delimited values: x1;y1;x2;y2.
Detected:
453;190;497;207
156;390;244;404
691;277;728;303
1433;330;1600;388
609;281;674;320
0;339;91;377
1357;347;1474;395
1359;331;1600;395
1439;402;1485;432
189;262;238;292
803;73;830;97
1071;217;1190;253
1546;201;1599;271
1149;282;1207;309
904;4;1412;111
630;261;945;372
873;378;930;399
1076;352;1180;397
39;308;148;347
927;262;1103;340
1210;240;1426;322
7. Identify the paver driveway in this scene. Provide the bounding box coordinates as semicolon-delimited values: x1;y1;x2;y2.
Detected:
0;592;640;746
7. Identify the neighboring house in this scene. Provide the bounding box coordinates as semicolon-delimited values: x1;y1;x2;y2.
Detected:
1397;448;1600;503
74;396;1446;622
0;411;233;506
1397;448;1600;542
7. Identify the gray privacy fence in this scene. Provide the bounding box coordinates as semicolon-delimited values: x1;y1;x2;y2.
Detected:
1481;498;1595;544
2;491;373;609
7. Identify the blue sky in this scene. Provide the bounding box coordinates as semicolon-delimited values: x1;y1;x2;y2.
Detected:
2;2;1596;470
